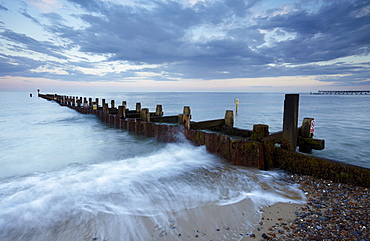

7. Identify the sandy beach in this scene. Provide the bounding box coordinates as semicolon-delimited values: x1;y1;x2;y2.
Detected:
242;173;370;240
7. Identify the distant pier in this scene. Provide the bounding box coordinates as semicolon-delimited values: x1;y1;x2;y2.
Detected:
311;90;370;95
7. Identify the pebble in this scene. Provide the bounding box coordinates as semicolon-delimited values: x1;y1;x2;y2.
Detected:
259;174;370;241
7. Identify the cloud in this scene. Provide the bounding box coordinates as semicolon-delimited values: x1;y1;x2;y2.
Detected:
0;54;43;76
0;4;8;11
0;29;68;59
0;0;369;89
256;1;370;64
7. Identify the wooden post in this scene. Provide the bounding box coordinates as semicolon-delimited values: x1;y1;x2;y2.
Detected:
122;101;127;108
111;100;115;109
182;114;191;129
103;103;108;112
177;113;190;129
299;118;314;153
282;94;299;151
300;118;314;138
156;105;163;116
252;124;269;142
140;108;150;122
118;106;124;118
140;109;146;121
95;98;99;107
178;114;184;126
102;99;106;108
136;103;141;113
123;104;127;118
88;98;92;107
183;106;191;115
225;110;234;127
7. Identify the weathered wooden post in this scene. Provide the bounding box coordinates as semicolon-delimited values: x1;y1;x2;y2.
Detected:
111;100;115;109
118;106;124;118
183;106;191;115
298;118;320;153
83;99;88;108
300;118;314;138
103;103;109;112
179;106;191;129
282;94;299;151
95;98;99;107
140;108;150;122
102;99;106;108
225;110;234;127
178;116;191;129
136;103;141;113
252;124;269;142
122;102;127;118
156;105;163;116
182;114;191;129
88;98;92;107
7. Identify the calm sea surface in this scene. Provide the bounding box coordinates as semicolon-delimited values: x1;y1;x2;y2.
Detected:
0;92;368;241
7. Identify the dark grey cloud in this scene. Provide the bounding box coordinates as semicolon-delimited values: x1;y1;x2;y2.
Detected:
66;0;102;12
0;4;8;11
0;29;68;59
59;0;265;67
0;54;43;76
256;1;370;64
20;10;42;25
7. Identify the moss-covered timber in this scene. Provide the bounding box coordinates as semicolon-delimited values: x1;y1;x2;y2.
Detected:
275;148;370;187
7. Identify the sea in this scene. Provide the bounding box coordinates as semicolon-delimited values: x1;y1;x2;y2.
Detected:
0;92;369;241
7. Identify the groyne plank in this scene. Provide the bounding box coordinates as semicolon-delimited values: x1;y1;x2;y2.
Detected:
275;148;370;187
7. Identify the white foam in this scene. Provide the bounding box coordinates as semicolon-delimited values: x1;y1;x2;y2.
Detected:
0;142;305;240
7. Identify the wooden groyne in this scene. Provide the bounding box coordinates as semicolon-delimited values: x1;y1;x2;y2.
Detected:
311;90;370;95
39;93;370;187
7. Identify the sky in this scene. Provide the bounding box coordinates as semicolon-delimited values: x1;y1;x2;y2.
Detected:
0;0;369;92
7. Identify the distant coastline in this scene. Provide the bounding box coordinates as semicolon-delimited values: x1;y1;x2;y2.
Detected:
310;90;370;95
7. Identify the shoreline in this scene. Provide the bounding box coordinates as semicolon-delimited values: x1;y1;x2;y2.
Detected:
242;202;303;241
242;173;370;240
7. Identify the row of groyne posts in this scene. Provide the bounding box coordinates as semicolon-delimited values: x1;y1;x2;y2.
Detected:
39;93;370;187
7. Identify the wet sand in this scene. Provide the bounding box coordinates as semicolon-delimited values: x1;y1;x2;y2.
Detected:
242;174;370;240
